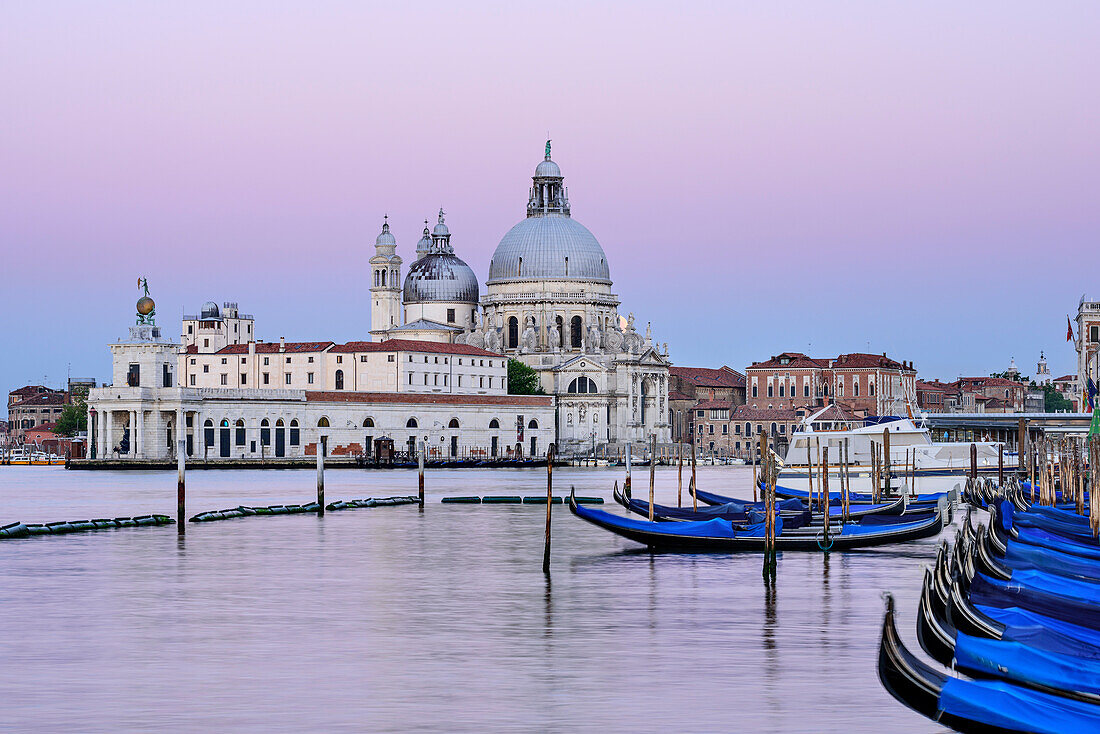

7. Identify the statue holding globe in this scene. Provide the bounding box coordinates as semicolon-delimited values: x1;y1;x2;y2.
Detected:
136;277;156;325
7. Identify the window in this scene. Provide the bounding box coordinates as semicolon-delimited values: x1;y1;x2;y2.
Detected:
752;385;758;398
489;418;499;428
163;364;172;387
447;308;455;323
409;373;413;385
261;419;270;446
289;419;299;445
448;418;459;428
190;375;196;386
203;419;214;446
307;372;314;385
286;357;291;364
388;355;395;362
220;373;228;386
508;317;519;349
127;364;140;386
318;417;330;428
735;424;741;435
424;374;428;385
336;355;342;364
190;358;196;365
709;425;714;434
335;370;343;390
363;417;374;428
264;357;269;365
204;339;209;348
187;324;193;334
1092;325;1099;343
568;376;597;393
767;385;773;398
457;375;462;387
854;381;859;397
804;383;810;397
779;385;784;397
308;356;314;363
360;355;367;362
235;419;245;446
528;419;538;429
240;373;247;385
241;358;246;365
221;358;227;365
285;373;291;385
570;315;582;349
406;418;418;428
203;365;209;373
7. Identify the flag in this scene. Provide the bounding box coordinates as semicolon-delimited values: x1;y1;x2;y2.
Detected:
1089;377;1098;412
1068;315;1075;342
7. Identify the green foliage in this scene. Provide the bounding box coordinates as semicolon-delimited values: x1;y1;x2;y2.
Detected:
55;402;87;437
507;359;544;395
1042;384;1074;413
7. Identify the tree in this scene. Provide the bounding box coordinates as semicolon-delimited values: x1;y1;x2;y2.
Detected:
55;402;87;437
507;359;544;395
1042;384;1074;413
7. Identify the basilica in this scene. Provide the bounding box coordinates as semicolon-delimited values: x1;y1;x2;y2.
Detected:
370;144;672;453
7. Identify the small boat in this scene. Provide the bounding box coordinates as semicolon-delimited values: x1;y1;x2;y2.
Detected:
879;593;1100;734
568;488;946;552
771;482;956;508
690;486;911;518
612;484;812;526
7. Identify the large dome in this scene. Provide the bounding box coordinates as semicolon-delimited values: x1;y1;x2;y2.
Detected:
488;215;611;284
403;253;479;304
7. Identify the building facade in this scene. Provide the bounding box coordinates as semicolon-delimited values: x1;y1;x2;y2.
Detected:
667;365;746;444
1076;298;1100;410
7;386;68;442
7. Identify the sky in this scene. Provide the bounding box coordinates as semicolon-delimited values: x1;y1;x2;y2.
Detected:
2;1;1098;393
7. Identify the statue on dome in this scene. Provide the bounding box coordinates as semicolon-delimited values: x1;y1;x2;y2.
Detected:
135;277;156;326
545;139;552;158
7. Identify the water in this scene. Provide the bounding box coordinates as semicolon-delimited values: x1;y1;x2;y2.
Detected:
0;465;955;732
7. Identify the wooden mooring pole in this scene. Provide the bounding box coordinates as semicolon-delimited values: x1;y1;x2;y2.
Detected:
543;443;555;574
998;443;1004;487
883;428;891;496
624;443;632;497
648;434;656;522
677;442;684;508
316;435;326;516
177;439;186;534
418;440;426;511
969;442;977;481
690;443;698;512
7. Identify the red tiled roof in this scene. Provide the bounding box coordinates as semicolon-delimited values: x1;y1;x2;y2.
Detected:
915;380;950;393
11;392;68;407
9;385;57;398
731;405;799;420
1053;374;1077;383
694;399;733;410
305;391;552;406
669;365;745;388
667;390;695;402
216;341;335;355
955;377;1024;389
984;397;1012;408
832;352;911;371
748;352;826;370
330;339;502;357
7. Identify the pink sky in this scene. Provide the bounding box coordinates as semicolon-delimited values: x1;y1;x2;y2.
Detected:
2;2;1098;391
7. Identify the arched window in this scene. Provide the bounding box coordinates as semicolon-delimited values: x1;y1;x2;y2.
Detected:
567;376;598;393
508;316;519;349
406;418;418;428
235;419;245;446
528;419;538;429
260;418;270;446
489;418;500;429
363;417;374;428
555;315;564;346
854;381;860;397
276;418;284;426
288;418;299;446
220;419;229;427
203;419;215;446
335;369;344;390
205;419;214;427
448;418;460;428
318;417;330;428
570;315;582;349
381;270;386;286
771;422;777;435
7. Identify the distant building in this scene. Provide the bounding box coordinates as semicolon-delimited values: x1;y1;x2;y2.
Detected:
692;403;853;460
667;365;745;444
1034;352;1051;385
952;377;1027;413
1053;374;1079;411
744;351;917;417
7;386;68;442
1076;298;1100;409
915;380;950;413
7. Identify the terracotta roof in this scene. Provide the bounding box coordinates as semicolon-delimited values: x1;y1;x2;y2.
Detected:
9;385;58;398
669;365;745;388
984;397;1012;408
748;352;826;370
330;339;502;357
915;380;950;393
694;399;733;410
11;392;68;407
731;405;799;420
216;341;335;355
955;377;1024;389
667;390;695;402
1054;374;1077;383
27;422;58;433
832;352;911;371
305;391;552;406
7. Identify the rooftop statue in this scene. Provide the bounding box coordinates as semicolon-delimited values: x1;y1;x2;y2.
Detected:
545;139;551;158
135;277;156;326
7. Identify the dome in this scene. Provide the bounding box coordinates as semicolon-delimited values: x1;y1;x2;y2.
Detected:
375;222;396;246
200;301;220;319
403;253;479;304
535;158;561;178
487;215;611;284
432;221;450;237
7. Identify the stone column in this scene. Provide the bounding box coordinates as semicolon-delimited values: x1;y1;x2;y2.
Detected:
176;409;185;458
98;409;108;458
135;410;144;459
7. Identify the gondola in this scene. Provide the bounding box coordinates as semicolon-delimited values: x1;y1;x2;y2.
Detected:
568;488;946;552
614;485;811;525
691;486;911;518
879;594;1100;733
771;482;956;508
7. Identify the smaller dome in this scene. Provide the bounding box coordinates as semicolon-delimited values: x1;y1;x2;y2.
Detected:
432;221;450;237
535;158;561;178
200;301;220;319
376;217;396;246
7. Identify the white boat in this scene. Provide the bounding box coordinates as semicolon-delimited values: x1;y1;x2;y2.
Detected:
778;405;1006;485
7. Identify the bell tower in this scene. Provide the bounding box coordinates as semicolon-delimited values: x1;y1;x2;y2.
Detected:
370;216;402;338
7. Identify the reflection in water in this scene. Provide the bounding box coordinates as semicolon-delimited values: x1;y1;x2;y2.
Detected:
0;465;956;732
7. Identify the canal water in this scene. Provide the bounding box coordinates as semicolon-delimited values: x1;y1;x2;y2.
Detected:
1;465;956;732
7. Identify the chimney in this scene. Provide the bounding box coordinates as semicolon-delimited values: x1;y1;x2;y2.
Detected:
279;336;286;353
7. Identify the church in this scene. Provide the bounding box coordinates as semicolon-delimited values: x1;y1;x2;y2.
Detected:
370;144;672;454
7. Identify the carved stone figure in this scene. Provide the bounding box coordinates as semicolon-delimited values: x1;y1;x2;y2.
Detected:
486;328;501;352
624;331;643;354
548;322;561;350
521;316;537;353
627;312;636;332
587;323;602;351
